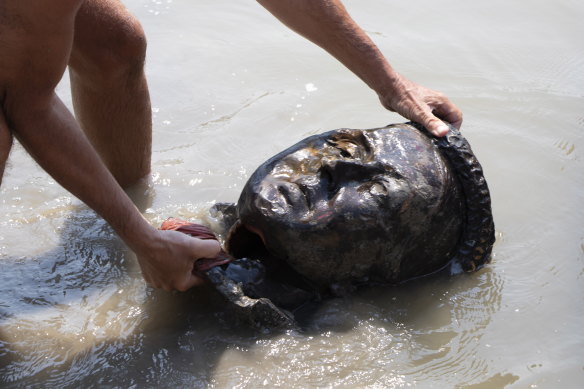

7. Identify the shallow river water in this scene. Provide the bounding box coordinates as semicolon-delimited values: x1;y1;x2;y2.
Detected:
1;0;583;388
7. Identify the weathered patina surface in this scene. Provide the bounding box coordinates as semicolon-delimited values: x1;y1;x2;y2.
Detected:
229;122;494;289
167;123;495;329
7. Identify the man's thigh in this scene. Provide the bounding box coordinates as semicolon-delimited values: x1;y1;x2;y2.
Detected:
0;0;82;186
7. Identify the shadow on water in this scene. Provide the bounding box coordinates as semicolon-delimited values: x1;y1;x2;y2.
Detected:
0;207;131;386
0;191;507;388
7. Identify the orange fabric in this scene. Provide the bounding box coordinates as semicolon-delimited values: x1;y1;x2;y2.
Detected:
160;217;231;272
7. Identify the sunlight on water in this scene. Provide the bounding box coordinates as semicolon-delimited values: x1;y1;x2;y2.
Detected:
1;0;583;387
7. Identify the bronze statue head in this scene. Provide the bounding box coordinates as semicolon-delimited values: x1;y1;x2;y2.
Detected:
227;123;494;289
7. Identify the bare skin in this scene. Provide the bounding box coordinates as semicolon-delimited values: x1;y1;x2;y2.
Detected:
258;0;463;136
69;0;152;187
0;0;463;291
0;0;220;291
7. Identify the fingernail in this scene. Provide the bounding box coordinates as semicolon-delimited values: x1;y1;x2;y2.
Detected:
436;123;449;136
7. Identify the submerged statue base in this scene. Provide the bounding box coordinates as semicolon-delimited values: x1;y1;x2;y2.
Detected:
163;122;495;329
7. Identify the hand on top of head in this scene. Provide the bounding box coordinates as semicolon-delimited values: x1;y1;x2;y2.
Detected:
378;73;463;138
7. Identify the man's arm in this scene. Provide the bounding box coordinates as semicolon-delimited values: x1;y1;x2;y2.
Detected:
258;0;462;137
1;0;219;291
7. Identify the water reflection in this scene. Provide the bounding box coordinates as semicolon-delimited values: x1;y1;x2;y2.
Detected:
0;208;140;384
1;192;505;388
204;266;506;388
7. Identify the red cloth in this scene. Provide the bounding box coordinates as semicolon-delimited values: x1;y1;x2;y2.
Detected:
160;217;231;272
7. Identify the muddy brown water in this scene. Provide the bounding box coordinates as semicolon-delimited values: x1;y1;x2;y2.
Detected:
1;0;583;387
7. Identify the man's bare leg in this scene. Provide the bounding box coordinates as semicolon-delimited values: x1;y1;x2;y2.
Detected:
0;110;13;186
68;0;152;188
0;0;219;291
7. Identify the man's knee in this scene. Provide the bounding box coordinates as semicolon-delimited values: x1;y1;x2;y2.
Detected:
69;0;147;82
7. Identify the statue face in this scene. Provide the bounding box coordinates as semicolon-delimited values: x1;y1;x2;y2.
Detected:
233;124;463;286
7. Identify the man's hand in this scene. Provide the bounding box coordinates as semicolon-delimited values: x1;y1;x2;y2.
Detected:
378;73;463;137
258;0;463;137
134;228;222;292
0;1;222;293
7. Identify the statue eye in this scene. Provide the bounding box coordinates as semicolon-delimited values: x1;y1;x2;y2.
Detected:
357;180;391;208
327;137;362;159
358;180;388;197
336;142;360;159
338;147;352;158
369;181;388;196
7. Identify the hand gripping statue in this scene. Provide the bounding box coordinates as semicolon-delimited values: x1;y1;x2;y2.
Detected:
162;123;495;329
